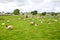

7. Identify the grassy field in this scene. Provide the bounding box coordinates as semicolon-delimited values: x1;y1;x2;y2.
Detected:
0;15;60;40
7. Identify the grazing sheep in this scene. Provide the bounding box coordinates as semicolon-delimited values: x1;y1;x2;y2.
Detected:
34;24;38;27
30;21;35;25
5;25;13;30
1;23;5;25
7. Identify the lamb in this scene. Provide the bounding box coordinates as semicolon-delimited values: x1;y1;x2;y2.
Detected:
5;25;13;30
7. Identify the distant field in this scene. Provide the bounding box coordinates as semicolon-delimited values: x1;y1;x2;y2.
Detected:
0;15;60;40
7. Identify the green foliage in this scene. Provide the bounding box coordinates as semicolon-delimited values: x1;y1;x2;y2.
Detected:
31;10;38;15
6;12;11;14
42;12;46;16
51;12;55;16
13;9;20;15
51;12;58;16
55;13;58;16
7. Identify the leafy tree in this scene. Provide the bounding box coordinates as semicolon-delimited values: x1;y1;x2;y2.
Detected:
42;12;46;16
13;9;20;15
6;12;11;14
31;10;37;15
51;12;55;16
55;13;58;16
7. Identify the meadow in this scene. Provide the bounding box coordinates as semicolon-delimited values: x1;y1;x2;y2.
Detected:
0;14;60;40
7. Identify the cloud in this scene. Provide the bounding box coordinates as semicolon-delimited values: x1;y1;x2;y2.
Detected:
0;0;13;3
0;0;60;12
55;7;60;12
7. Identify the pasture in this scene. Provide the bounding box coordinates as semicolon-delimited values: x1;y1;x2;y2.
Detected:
0;14;60;40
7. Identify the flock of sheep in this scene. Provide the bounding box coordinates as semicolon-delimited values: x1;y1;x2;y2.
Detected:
1;20;13;30
1;14;58;30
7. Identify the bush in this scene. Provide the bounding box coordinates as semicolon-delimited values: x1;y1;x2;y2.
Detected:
31;10;38;15
42;12;46;16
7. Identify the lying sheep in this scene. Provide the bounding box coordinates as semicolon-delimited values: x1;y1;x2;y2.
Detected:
30;21;35;25
30;21;38;27
5;25;13;30
34;24;38;27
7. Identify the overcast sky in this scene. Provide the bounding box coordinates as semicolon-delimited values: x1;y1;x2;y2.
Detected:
0;0;60;12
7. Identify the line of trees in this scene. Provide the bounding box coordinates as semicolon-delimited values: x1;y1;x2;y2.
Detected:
0;9;60;16
12;9;60;16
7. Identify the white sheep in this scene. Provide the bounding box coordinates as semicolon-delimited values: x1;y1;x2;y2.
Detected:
30;21;35;25
34;24;38;27
5;25;13;30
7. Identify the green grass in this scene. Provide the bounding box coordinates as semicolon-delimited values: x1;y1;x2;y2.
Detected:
0;15;60;40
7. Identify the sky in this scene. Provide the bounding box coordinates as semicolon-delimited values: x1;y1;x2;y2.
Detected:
0;0;60;12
